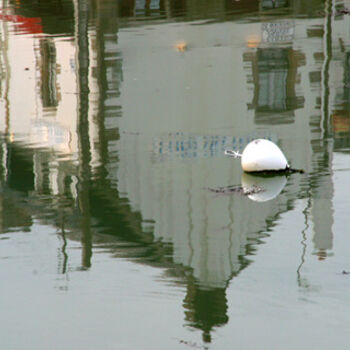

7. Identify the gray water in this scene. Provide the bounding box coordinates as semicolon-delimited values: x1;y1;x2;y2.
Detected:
1;0;350;349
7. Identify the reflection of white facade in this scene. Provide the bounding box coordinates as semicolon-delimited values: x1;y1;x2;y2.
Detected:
0;31;78;152
0;9;104;161
0;5;104;193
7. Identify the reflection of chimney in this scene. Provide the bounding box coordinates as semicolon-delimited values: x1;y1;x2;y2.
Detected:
118;0;135;17
183;279;229;343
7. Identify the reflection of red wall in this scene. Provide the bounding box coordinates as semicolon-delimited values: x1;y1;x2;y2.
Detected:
332;112;350;133
0;13;42;34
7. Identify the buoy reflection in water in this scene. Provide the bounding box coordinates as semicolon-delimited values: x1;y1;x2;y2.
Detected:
241;173;288;202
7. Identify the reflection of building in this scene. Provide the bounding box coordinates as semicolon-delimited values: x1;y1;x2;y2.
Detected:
2;0;350;343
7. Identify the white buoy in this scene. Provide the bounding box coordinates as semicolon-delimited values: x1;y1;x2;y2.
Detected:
241;139;289;173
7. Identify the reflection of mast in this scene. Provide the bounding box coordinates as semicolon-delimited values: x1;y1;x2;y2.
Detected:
58;216;69;274
75;0;92;269
0;3;10;186
297;196;311;288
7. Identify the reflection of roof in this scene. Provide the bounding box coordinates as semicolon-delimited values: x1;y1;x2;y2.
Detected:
0;13;42;34
10;1;74;35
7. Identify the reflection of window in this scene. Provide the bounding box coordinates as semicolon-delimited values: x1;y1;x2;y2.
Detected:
39;39;58;108
244;47;305;125
135;0;165;16
257;48;288;112
261;0;289;9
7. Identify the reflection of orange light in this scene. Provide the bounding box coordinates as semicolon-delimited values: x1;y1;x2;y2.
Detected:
332;112;350;133
175;41;187;52
246;35;260;48
317;249;327;261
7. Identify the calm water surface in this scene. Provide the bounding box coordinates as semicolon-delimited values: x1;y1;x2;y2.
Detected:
1;0;350;349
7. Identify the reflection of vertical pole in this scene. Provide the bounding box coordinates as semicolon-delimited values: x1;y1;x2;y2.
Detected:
59;216;69;274
75;0;92;269
1;4;10;183
1;7;10;138
321;0;333;138
297;196;311;288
